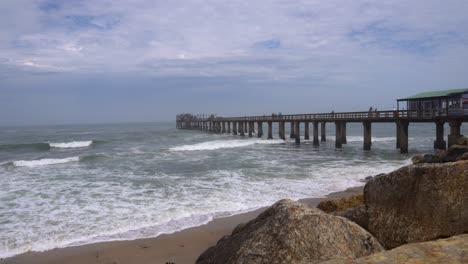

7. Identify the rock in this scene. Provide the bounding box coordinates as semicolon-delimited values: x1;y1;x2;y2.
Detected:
365;160;468;249
196;199;383;264
319;234;468;264
317;194;364;213
456;136;468;145
456;152;468;161
335;205;368;230
444;144;468;162
411;153;442;164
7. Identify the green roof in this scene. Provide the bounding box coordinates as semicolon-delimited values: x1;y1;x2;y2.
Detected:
398;88;468;100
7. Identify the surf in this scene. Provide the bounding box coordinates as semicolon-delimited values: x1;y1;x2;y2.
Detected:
170;139;284;151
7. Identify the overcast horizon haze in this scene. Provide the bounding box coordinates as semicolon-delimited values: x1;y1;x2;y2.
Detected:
1;0;468;126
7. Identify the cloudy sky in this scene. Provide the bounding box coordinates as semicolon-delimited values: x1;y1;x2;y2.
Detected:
1;0;468;125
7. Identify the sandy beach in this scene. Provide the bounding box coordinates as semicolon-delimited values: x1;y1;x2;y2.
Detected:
1;186;363;264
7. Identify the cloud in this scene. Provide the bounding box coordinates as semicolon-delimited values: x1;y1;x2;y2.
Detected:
0;0;465;79
1;1;468;125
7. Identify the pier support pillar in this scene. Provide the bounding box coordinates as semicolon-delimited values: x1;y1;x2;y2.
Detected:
321;122;326;142
295;121;300;145
279;122;285;140
222;122;226;133
448;120;462;148
257;122;263;138
209;122;212;132
304;122;310;140
290;122;295;138
244;122;248;134
268;121;273;139
227;122;231;134
335;121;342;148
233;122;237;135
396;122;401;149
434;121;446;150
248;122;253;137
398;121;409;154
363;121;372;151
313;121;319;146
341;122;347;144
239;122;245;136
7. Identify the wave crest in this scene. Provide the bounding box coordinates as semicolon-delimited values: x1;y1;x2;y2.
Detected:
49;141;93;148
11;157;80;167
170;139;284;151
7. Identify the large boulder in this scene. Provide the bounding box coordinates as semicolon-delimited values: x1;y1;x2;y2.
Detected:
196;199;383;264
365;160;468;249
320;234;468;264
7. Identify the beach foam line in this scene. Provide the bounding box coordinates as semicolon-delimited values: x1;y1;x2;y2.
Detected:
49;141;93;148
170;139;285;151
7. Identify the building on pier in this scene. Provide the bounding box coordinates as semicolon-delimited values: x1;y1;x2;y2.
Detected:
397;89;468;117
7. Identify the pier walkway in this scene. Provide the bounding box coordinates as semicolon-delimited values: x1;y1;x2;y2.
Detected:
176;110;467;154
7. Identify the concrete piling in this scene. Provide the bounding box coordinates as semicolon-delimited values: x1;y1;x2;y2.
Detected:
295;121;300;145
268;121;273;139
290;122;295;138
279;122;285;140
363;121;372;151
257;122;263;138
335;121;342;148
434;121;446;150
321;122;326;142
448;120;462;148
398;121;409;154
313;121;319;146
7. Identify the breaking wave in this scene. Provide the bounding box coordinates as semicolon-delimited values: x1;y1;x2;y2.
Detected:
170;139;285;151
3;154;109;168
10;157;80;167
0;140;98;152
49;141;93;148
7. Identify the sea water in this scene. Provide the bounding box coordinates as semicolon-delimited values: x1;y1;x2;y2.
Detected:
0;122;466;258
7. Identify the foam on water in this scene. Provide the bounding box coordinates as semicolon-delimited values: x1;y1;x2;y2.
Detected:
170;139;285;151
12;157;80;167
1;122;450;259
49;141;93;148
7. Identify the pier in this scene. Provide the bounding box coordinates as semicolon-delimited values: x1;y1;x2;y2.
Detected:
176;89;468;153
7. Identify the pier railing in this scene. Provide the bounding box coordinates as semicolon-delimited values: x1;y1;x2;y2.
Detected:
177;110;459;123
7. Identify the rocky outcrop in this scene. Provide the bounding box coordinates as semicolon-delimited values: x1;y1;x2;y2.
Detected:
196;199;383;264
317;194;364;213
412;137;468;164
365;160;468;249
319;234;468;264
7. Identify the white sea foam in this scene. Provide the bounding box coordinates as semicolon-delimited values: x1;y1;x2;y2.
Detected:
49;141;93;148
13;157;79;167
170;139;284;151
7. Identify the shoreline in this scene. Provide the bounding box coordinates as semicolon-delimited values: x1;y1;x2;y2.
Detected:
1;186;364;264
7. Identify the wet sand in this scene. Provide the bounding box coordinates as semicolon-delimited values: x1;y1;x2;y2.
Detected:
2;186;363;264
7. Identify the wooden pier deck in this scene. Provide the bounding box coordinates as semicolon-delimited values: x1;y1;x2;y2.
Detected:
176;110;467;153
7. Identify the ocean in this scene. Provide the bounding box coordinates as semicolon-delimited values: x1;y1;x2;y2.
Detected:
0;121;466;258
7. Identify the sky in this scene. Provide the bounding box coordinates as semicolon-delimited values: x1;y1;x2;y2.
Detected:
1;0;468;126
